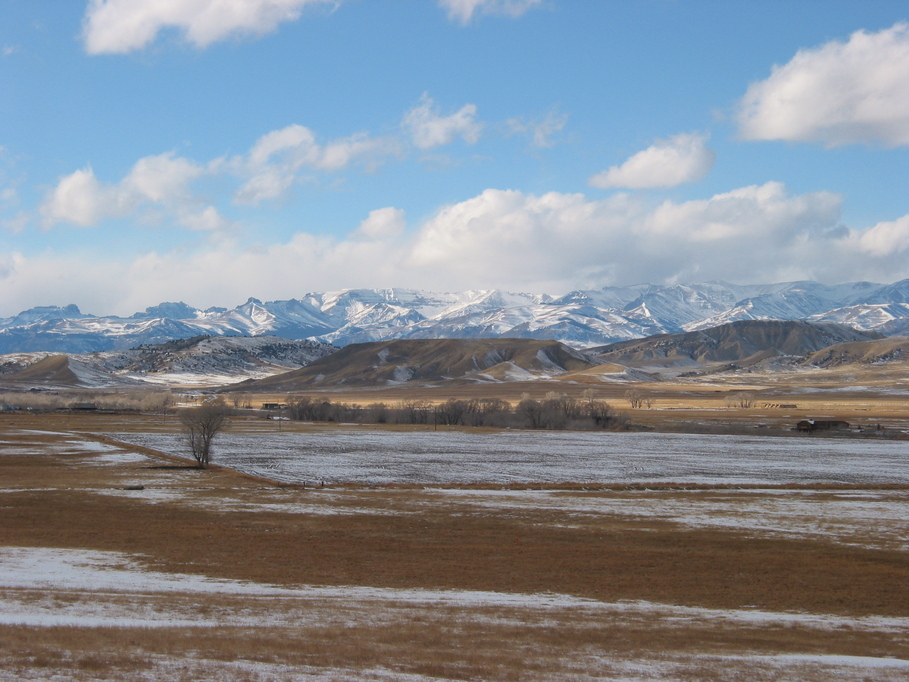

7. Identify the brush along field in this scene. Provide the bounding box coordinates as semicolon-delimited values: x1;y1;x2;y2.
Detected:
1;412;909;680
237;369;909;434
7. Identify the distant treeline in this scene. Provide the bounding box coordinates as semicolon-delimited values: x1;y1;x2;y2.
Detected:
280;394;626;431
0;390;174;413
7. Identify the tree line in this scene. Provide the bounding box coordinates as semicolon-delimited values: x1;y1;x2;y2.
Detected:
281;393;626;430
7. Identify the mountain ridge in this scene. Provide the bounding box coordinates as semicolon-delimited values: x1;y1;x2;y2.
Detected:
0;335;336;389
4;279;909;353
586;320;882;372
232;338;597;391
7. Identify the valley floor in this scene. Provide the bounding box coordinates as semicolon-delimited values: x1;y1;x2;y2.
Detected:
1;413;908;680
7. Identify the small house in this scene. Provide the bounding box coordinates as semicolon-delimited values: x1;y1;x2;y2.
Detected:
796;419;849;432
262;403;287;410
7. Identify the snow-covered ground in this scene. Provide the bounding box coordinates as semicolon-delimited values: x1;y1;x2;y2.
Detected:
2;546;908;630
2;546;908;681
4;429;909;680
114;430;909;486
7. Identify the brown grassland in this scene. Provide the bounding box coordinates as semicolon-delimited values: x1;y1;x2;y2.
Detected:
1;373;909;680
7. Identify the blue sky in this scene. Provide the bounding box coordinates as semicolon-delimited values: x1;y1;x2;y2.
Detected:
1;0;909;316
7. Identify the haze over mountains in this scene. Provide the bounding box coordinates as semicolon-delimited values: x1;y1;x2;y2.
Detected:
4;280;909;355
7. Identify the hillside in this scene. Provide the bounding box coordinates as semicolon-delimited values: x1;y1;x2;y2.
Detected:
233;338;597;391
102;336;336;383
802;336;909;368
586;320;881;372
0;336;336;389
0;355;82;387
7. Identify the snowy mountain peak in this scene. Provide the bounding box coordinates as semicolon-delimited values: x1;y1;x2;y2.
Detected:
132;302;199;320
4;304;86;327
3;279;909;354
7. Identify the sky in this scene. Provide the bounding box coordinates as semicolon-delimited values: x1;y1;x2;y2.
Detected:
2;0;909;316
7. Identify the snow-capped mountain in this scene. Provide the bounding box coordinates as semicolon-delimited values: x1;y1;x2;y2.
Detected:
4;280;909;353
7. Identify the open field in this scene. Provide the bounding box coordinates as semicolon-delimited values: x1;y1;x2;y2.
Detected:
227;365;909;434
1;411;909;680
115;429;909;486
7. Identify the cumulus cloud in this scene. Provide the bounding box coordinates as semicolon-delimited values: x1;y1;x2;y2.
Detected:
41;167;130;227
589;132;715;189
355;207;406;240
10;183;909;315
82;0;337;54
39;121;403;225
122;152;205;203
439;0;542;25
402;94;483;150
738;23;909;146
233;124;400;204
178;206;237;232
407;183;849;289
40;153;206;228
850;214;909;257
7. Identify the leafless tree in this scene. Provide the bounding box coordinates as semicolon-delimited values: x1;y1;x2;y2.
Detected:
724;392;756;409
464;398;509;426
142;391;174;423
180;401;229;468
625;389;652;409
517;397;545;429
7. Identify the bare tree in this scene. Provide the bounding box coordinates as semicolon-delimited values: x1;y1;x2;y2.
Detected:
142;391;174;423
724;392;756;409
517;397;545;429
180;402;229;468
625;389;652;409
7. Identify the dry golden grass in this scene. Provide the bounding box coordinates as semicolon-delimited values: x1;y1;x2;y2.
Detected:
1;411;909;679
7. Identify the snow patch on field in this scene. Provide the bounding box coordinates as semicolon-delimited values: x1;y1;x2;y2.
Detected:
2;546;909;635
113;430;909;486
427;488;909;550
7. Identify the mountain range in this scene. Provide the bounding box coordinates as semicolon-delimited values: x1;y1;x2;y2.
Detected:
4;279;909;354
228;319;900;391
0;336;335;388
0;320;902;390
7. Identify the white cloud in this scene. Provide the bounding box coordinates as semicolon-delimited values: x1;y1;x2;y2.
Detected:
39;123;401;225
589;132;715;189
439;0;542;25
40;166;130;227
234;124;400;204
738;22;909;146
355;207;406;240
850;214;909;257
402;94;483;150
82;0;337;54
507;109;568;148
123;152;205;203
178;206;236;232
9;184;909;316
40;153;205;228
407;183;848;289
0;230;409;316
